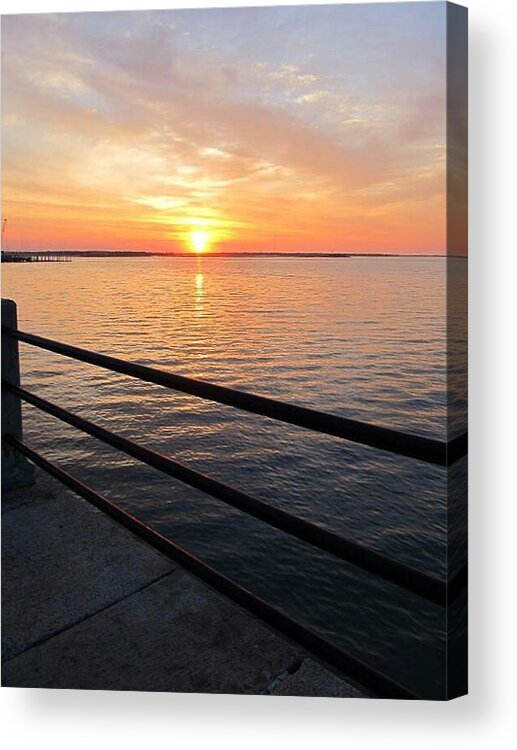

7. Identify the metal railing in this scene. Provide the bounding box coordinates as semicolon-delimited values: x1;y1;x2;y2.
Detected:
1;312;468;699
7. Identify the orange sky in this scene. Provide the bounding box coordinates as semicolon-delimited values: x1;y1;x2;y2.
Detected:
2;6;450;254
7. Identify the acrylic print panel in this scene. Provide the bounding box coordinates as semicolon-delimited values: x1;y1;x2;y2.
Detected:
1;2;467;700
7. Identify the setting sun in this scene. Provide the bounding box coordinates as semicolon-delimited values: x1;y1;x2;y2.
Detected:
189;230;210;254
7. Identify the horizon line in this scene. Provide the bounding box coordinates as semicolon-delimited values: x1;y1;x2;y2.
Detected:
2;250;455;258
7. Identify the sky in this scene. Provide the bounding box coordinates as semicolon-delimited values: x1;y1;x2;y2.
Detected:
1;3;448;254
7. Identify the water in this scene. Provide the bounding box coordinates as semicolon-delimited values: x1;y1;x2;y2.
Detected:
2;255;465;698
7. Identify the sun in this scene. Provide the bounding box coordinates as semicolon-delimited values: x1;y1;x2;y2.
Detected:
189;229;210;254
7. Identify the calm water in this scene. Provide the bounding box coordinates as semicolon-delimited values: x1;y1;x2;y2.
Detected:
3;256;466;698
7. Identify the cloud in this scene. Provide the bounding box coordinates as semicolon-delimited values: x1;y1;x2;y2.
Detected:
1;6;446;253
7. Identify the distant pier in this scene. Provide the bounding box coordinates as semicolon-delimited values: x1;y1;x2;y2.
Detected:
1;252;72;263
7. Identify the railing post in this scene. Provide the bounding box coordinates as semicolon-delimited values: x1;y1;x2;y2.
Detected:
2;298;34;490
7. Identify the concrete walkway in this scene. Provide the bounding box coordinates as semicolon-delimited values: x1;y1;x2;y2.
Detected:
2;469;365;697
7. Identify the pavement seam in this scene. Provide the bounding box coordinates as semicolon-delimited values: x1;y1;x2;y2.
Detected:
259;656;305;695
1;568;179;666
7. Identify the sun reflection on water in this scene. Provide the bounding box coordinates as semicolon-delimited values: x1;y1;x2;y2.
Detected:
194;259;205;314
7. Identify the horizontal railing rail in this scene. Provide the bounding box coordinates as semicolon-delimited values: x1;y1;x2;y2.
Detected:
2;326;468;466
5;381;466;607
4;433;420;700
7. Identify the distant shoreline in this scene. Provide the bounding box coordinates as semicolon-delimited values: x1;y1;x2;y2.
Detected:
3;250;455;259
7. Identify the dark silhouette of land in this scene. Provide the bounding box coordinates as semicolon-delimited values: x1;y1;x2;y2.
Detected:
2;250;447;258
